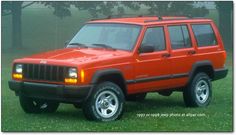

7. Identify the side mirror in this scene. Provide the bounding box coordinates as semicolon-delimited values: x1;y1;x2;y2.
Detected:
65;40;70;47
139;45;154;53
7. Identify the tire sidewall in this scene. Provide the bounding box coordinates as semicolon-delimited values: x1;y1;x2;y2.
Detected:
19;96;59;113
20;96;41;113
89;82;124;121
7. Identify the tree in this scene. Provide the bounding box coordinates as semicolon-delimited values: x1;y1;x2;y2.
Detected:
216;2;233;50
2;1;117;48
2;1;210;48
2;1;35;48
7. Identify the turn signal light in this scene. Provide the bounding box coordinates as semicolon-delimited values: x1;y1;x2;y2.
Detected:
65;78;77;84
80;70;85;83
13;73;23;79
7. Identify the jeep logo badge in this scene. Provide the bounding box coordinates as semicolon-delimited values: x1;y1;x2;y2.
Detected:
40;60;47;64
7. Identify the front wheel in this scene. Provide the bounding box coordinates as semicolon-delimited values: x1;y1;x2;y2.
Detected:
19;96;59;113
83;82;124;121
183;72;212;107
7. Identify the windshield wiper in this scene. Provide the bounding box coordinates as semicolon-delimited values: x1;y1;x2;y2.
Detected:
92;44;116;50
68;43;88;48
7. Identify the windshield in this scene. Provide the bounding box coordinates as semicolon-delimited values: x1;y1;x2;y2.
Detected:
68;23;141;51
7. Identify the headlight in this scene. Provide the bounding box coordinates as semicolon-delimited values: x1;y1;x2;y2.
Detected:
15;64;23;73
13;64;23;79
65;68;78;84
68;68;77;78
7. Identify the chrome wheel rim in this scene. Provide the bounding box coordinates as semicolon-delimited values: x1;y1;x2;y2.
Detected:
95;90;119;118
195;80;209;104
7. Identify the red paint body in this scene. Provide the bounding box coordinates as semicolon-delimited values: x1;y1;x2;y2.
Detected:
13;17;227;95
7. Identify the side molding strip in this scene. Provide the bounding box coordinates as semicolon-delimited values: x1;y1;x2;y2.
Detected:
126;73;188;84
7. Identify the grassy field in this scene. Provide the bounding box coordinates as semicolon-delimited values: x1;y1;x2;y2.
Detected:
1;5;233;132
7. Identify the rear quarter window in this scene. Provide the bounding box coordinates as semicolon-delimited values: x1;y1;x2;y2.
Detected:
191;24;217;47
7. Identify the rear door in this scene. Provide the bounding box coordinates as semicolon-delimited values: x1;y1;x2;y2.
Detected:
166;24;196;87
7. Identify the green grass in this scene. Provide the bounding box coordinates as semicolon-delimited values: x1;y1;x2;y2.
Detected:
1;6;233;132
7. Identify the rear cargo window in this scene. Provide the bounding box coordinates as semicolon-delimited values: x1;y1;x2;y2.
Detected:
191;24;217;47
168;25;191;49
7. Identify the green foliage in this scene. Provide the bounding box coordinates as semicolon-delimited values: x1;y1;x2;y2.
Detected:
1;1;12;15
2;1;210;18
1;4;220;52
215;1;233;51
47;1;210;18
1;1;211;48
42;2;72;19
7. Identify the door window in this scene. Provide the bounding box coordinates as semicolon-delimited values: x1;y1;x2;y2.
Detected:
168;25;191;49
141;27;166;51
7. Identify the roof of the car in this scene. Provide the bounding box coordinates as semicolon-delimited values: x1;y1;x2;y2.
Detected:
88;16;212;26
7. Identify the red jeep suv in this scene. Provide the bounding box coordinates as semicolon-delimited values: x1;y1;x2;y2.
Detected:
9;16;228;121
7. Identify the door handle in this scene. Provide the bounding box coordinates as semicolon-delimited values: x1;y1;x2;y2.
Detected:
162;53;171;58
188;50;196;55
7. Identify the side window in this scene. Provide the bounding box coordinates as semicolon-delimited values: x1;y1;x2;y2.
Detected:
191;24;217;47
141;27;166;51
168;25;191;49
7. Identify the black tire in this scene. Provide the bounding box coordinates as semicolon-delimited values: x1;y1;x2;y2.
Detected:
82;82;125;121
73;103;82;109
183;72;212;107
126;93;147;101
19;96;59;113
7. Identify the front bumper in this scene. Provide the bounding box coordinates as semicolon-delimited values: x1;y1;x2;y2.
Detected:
8;80;93;103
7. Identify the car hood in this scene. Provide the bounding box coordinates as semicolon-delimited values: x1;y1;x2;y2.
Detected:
17;48;132;65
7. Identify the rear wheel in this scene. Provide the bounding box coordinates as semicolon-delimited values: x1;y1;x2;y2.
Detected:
183;72;212;107
126;93;147;101
19;96;59;113
83;82;124;121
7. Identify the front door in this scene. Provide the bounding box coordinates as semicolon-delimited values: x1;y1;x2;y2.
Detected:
133;26;172;94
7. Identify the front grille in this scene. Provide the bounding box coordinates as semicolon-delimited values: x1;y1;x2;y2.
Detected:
22;64;69;82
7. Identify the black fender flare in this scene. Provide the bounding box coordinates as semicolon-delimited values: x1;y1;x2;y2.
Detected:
91;68;125;84
90;68;127;95
187;60;213;84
